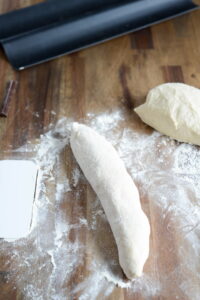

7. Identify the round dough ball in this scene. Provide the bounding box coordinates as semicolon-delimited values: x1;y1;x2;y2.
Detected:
134;83;200;146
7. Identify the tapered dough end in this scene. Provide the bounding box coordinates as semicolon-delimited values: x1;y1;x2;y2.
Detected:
124;252;149;280
71;122;80;134
124;247;149;280
71;122;92;140
120;211;150;280
70;123;85;147
124;263;143;279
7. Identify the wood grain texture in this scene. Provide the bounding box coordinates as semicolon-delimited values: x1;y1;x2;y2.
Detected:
162;66;185;82
0;1;200;299
130;28;154;49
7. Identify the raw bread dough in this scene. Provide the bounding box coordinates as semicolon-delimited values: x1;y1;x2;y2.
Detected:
0;160;38;240
134;83;200;146
70;123;150;279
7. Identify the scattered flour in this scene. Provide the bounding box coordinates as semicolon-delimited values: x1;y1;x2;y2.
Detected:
0;109;199;299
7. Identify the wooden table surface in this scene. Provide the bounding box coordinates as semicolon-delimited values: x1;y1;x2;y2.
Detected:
0;1;200;300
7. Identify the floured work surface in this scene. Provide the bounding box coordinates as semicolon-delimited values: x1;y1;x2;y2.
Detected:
0;111;199;300
0;1;200;298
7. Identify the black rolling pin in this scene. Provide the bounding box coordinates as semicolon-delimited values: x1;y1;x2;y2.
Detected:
0;0;198;69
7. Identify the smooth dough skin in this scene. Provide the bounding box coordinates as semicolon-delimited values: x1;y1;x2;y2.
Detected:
135;83;200;146
70;123;150;279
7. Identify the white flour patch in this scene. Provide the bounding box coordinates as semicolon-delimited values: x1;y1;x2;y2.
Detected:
0;109;199;299
72;167;82;187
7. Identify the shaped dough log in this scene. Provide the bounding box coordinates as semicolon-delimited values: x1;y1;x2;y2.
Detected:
70;123;150;279
135;83;200;146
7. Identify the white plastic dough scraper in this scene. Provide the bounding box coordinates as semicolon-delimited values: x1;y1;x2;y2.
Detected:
0;160;38;240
